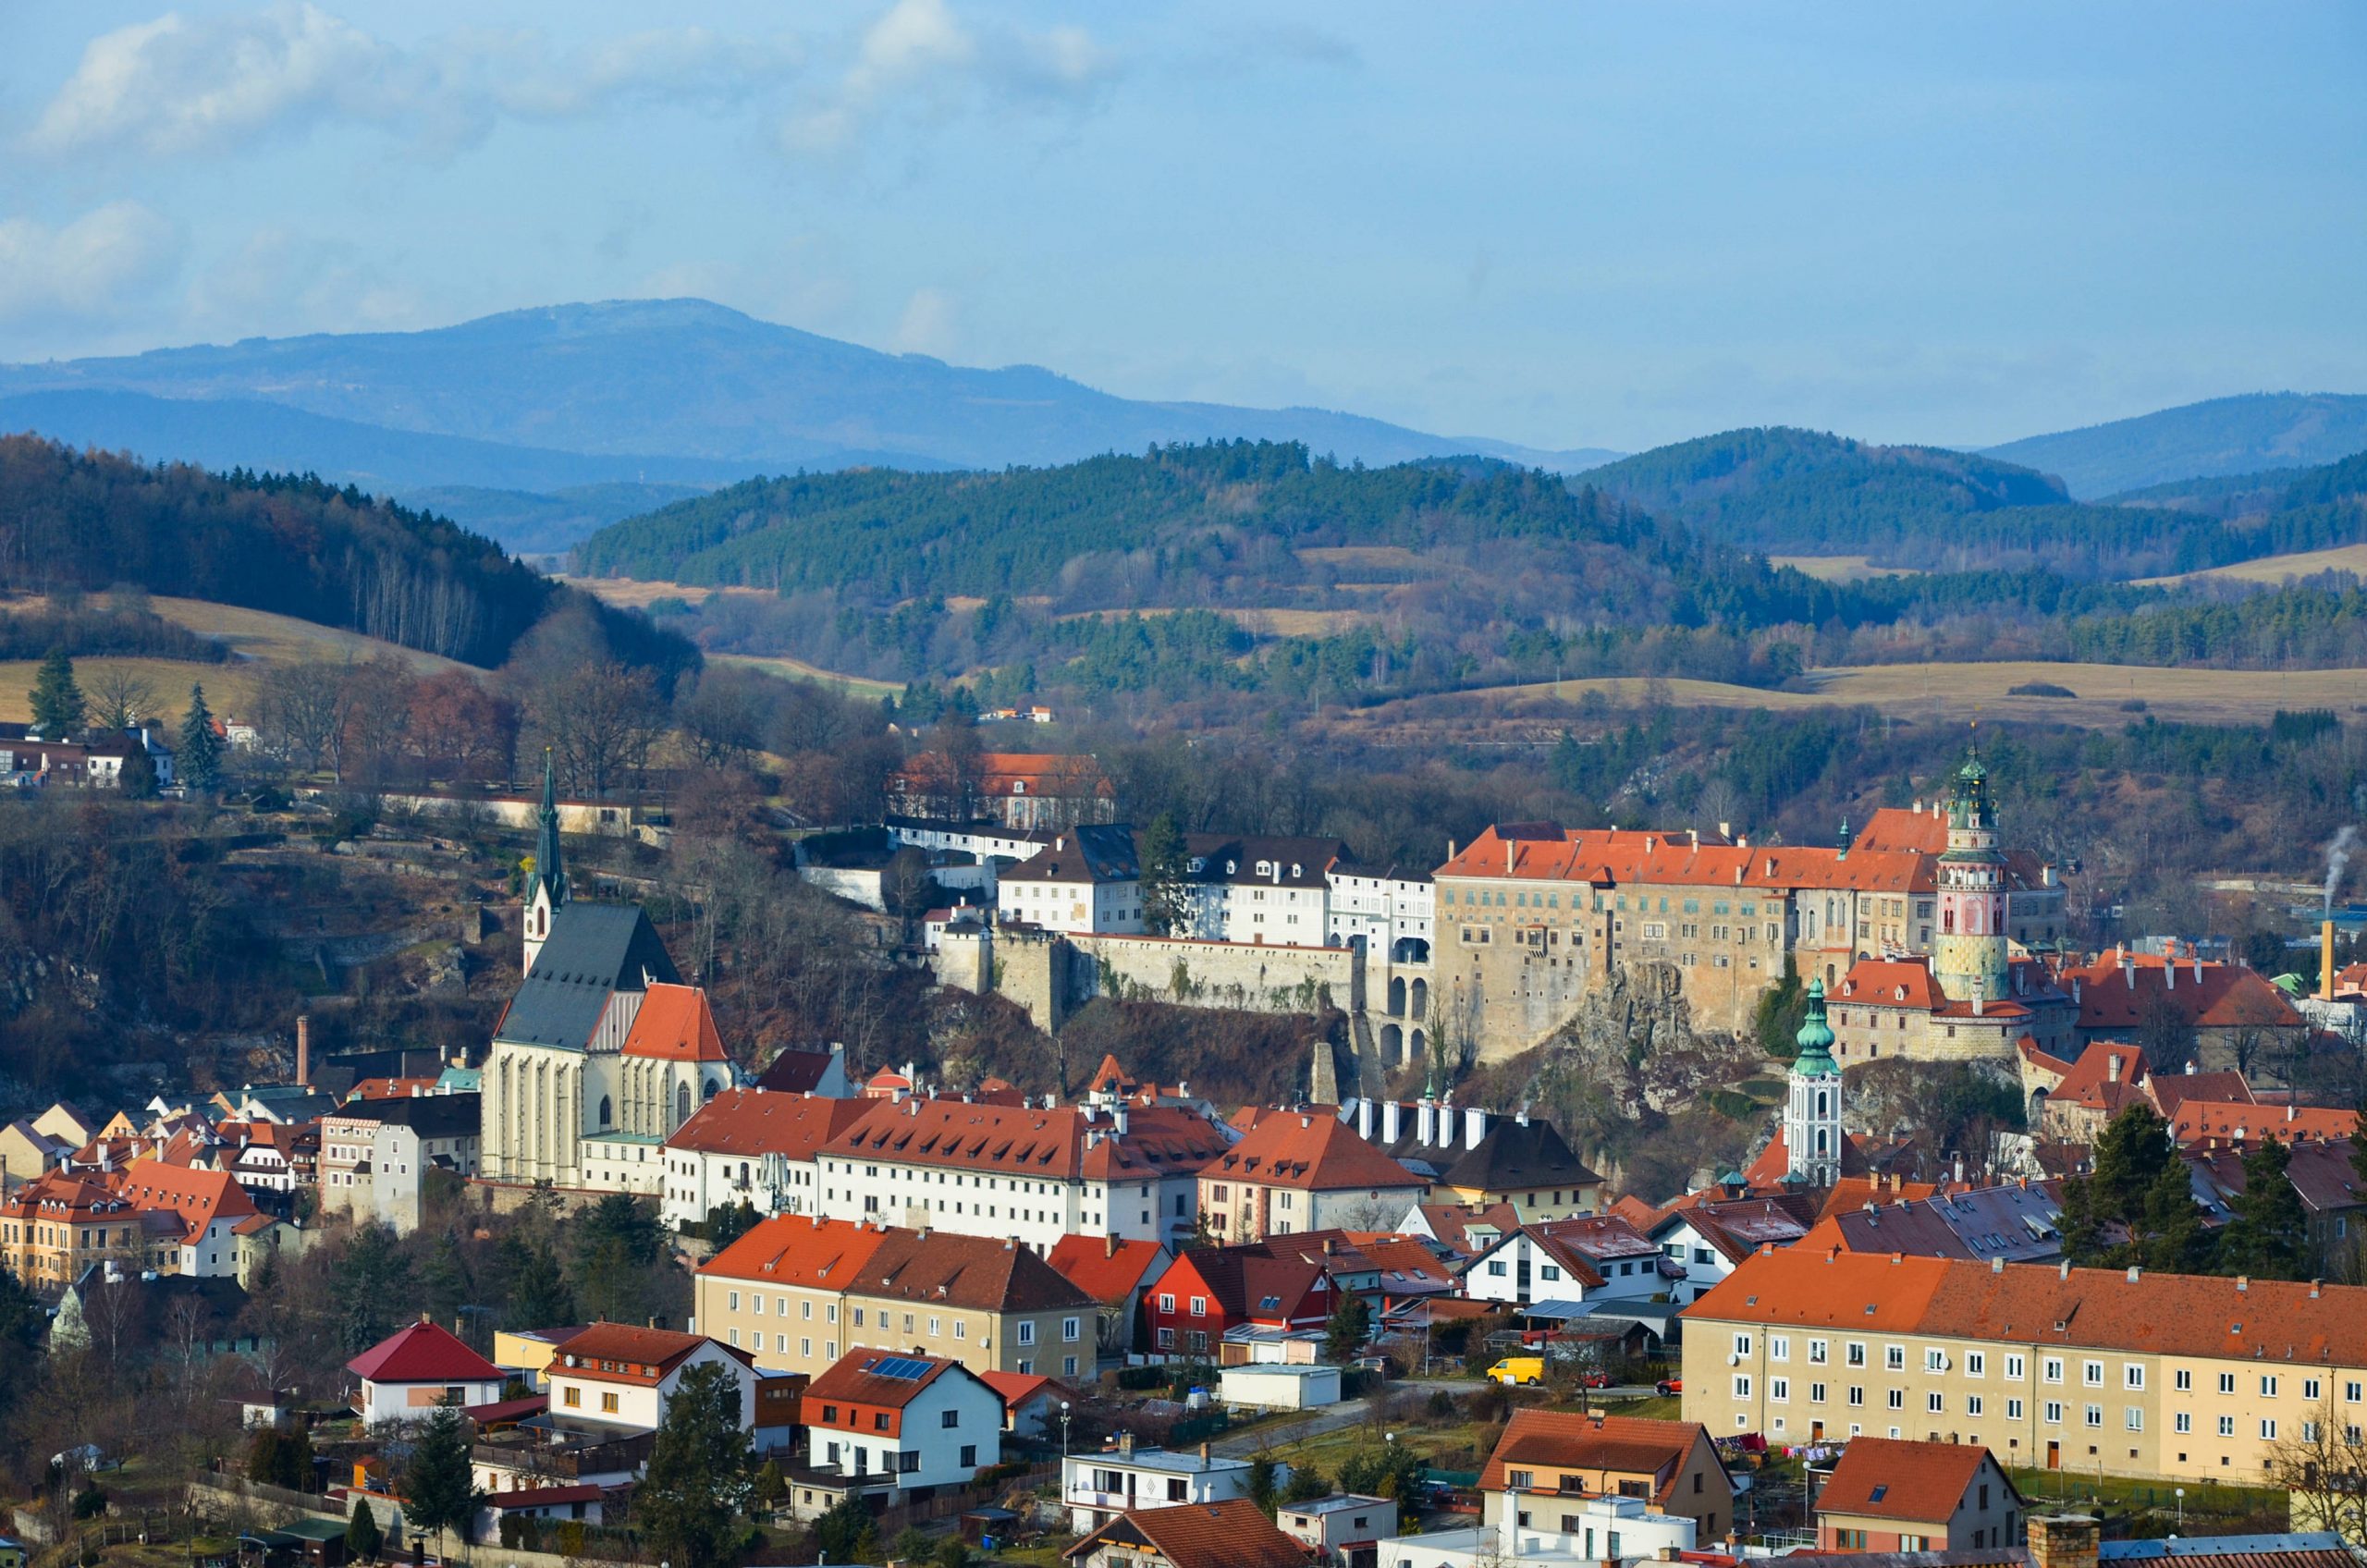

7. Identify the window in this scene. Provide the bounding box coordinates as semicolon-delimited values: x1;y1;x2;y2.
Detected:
960;1444;977;1468
2044;1402;2063;1425
2262;1419;2279;1440
1809;1340;1828;1365
1968;1395;1984;1416
2006;1354;2025;1380
1734;1376;1751;1399
1887;1390;1904;1410
2176;1413;2191;1434
601;1391;620;1415
2218;1373;2237;1394
2043;1358;2064;1384
2083;1361;2104;1387
1771;1378;1788;1402
1190;1297;1206;1317
2125;1365;2145;1390
1809;1382;1827;1403
1885;1345;1905;1371
942;1410;960;1428
2126;1408;2144;1431
2349;1381;2363;1403
2307;1378;2324;1402
1017;1322;1036;1345
1928;1392;1944;1413
1734;1334;1754;1356
1967;1352;1985;1377
1771;1336;1789;1362
562;1386;581;1408
2007;1399;2024;1420
1848;1387;1864;1406
1925;1349;1946;1372
2262;1376;2280;1398
2218;1415;2236;1437
2176;1369;2193;1391
1846;1342;1866;1367
1159;1293;1174;1313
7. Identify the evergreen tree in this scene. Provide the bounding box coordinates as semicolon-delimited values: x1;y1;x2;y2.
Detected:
572;1193;663;1322
813;1494;877;1564
336;1224;415;1353
30;647;84;737
420;1231;473;1329
705;1200;761;1252
1324;1290;1372;1363
2220;1137;2312;1281
1137;813;1192;936
753;1456;788;1512
180;682;224;792
345;1496;385;1562
2091;1103;2174;1221
2136;1158;2213;1274
2055;1174;2107;1268
1248;1454;1279;1515
507;1241;576;1329
117;741;158;799
635;1362;755;1568
402;1404;482;1546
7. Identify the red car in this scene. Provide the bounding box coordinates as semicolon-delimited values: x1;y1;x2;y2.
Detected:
1655;1377;1683;1395
1578;1370;1612;1389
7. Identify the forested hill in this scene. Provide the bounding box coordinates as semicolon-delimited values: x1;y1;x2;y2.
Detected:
576;440;1659;599
2101;448;2367;521
0;435;693;673
1982;391;2367;498
1580;427;2367;578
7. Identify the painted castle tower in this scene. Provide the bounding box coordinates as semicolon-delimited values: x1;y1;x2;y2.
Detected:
1784;977;1842;1186
1932;748;2010;1009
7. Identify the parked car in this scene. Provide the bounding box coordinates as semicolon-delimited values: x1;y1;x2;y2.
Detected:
1655;1377;1683;1396
1577;1369;1612;1389
1486;1356;1545;1387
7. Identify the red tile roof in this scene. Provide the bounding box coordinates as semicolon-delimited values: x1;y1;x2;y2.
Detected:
2169;1100;2359;1146
1816;1438;2010;1525
2148;1070;2256;1116
1063;1499;1308;1568
113;1159;258;1229
620;983;729;1063
824;1098;1224;1182
1438;824;1929;895
665;1088;870;1158
805;1348;960;1411
700;1216;1093;1313
1836;961;1944;1011
1478;1409;1720;1507
1688;1248;2367;1363
701;1215;891;1288
1202;1111;1420;1193
978;1370;1066;1411
2062;952;2302;1032
549;1323;749;1385
347;1319;504;1384
1046;1234;1168;1304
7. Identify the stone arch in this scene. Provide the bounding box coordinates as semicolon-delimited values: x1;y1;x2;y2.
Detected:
1410;1026;1426;1063
1410;977;1429;1019
1380;1023;1404;1065
1388;976;1407;1015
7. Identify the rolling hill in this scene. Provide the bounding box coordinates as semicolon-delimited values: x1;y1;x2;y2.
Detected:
1982;391;2367;498
0;298;1623;485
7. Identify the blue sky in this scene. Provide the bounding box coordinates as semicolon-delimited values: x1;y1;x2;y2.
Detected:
2;1;2361;451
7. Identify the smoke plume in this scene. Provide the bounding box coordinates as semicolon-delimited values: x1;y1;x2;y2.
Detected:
2326;826;2359;915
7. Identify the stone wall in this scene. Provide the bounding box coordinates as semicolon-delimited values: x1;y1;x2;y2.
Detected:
1068;933;1359;1016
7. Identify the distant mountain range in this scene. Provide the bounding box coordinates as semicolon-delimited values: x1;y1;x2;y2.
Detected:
1980;392;2367;498
0;299;1621;548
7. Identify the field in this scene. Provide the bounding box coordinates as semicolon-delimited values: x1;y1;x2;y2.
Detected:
1229;607;1376;636
556;574;771;608
708;652;903;700
1343;660;2367;741
0;595;465;726
2139;543;2367;587
1297;545;1422;570
1769;554;1924;582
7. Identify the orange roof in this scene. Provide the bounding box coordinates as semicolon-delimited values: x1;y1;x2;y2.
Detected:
1816;1438;2011;1525
621;983;729;1063
549;1322;749;1385
1202;1110;1421;1193
701;1214;891;1287
978;1369;1068;1411
2047;1043;2154;1115
2169;1100;2359;1146
1046;1234;1169;1304
892;751;1112;799
1417;1201;1525;1256
665;1088;870;1158
1688;1248;2367;1363
0;1170;132;1221
824;1098;1224;1182
1478;1409;1718;1504
1064;1499;1308;1568
1851;807;1952;854
1815;1175;1945;1222
1835;960;1944;1011
113;1159;258;1227
2063;951;2302;1032
1435;823;1925;895
348;1077;443;1101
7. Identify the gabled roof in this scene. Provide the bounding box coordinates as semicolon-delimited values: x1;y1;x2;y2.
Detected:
1478;1409;1720;1507
347;1318;503;1384
2148;1070;2256;1116
1803;1182;2066;1265
1062;1499;1307;1568
2185;1138;2364;1218
621;984;729;1063
1415;1201;1525;1258
1438;823;1927;895
1202;1111;1420;1193
2063;952;2302;1033
2169;1101;2358;1146
114;1159;259;1228
1837;960;1944;1011
1165;1247;1331;1322
1653;1195;1815;1261
754;1047;844;1095
703;1216;1093;1313
701;1215;891;1288
548;1322;749;1384
1817;1438;2013;1525
825;1097;1225;1182
998;823;1139;884
495;903;680;1050
1046;1234;1169;1304
666;1088;871;1158
978;1369;1070;1411
806;1348;966;1409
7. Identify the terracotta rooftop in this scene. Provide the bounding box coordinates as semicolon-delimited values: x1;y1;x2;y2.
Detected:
347;1318;503;1384
620;983;729;1063
1203;1111;1420;1193
823;1098;1225;1182
1062;1498;1309;1568
664;1087;870;1158
2169;1101;2358;1146
1477;1409;1719;1508
1816;1438;2013;1525
2063;952;2302;1032
549;1322;748;1385
1045;1234;1169;1305
1436;823;1928;895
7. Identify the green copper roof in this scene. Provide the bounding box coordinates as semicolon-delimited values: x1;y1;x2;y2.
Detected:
528;748;567;909
1793;976;1838;1077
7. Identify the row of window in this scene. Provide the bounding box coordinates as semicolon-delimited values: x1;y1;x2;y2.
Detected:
722;1291;1081;1343
1734;1334;2363;1401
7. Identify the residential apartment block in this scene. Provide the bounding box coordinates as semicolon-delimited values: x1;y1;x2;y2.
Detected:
1682;1247;2367;1483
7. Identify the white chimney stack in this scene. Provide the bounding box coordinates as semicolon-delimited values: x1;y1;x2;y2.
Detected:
1417;1100;1436;1145
1464;1107;1485;1149
1382;1100;1402;1145
1357;1099;1374;1140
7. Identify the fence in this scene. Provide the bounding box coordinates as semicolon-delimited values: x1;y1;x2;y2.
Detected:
872;1463;1058;1536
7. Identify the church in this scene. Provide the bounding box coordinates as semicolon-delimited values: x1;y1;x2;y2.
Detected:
479;758;735;1193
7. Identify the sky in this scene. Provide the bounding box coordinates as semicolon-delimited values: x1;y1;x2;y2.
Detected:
1;1;2362;453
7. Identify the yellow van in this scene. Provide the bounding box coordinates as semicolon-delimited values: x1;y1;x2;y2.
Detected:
1484;1356;1544;1386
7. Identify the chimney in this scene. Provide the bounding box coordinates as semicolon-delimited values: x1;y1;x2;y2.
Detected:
2030;1515;2101;1568
2238;1276;2250;1292
1418;1100;1437;1145
2122;951;2135;988
2325;920;2338;1003
1117;1431;1135;1457
1105;1233;1117;1258
296;1015;311;1087
1465;1107;1486;1149
1506;839;1515;874
1382;1100;1402;1145
1199;1441;1211;1470
1114;1105;1129;1135
2165;960;2176;990
1357;1099;1374;1141
2107;1054;2121;1083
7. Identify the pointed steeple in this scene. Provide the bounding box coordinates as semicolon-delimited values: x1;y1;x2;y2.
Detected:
1837;814;1850;860
1792;977;1838;1078
531;748;567;911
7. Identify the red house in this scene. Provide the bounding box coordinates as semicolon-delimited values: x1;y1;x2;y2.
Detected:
1142;1247;1332;1360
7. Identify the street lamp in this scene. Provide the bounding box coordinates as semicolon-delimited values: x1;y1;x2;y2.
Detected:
2175;1488;2184;1531
1061;1401;1073;1462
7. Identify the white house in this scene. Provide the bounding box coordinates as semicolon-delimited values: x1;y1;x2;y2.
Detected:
1062;1435;1275;1535
1326;864;1434;960
1280;1494;1397;1567
1380;1492;1696;1568
995;827;1142;935
1463;1216;1669;1308
1646;1197;1812;1306
795;1351;1004;1516
657;1088;873;1231
346;1318;507;1430
318;1094;481;1236
545;1323;758;1434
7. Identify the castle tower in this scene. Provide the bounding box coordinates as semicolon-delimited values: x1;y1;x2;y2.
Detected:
1784;977;1842;1186
521;750;569;974
1932;748;2009;1004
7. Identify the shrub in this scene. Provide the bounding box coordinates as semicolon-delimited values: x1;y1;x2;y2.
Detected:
2119;698;2148;712
72;1485;107;1520
2007;681;2077;698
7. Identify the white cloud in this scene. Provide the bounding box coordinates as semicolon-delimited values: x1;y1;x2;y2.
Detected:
783;0;1117;153
0;202;180;323
24;3;799;161
891;287;961;358
185;227;429;339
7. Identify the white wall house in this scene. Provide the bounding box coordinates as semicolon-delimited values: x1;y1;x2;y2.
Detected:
1327;866;1435;959
800;1352;1004;1508
658;1089;869;1231
546;1324;758;1434
1380;1492;1696;1568
346;1320;507;1431
1463;1219;1669;1308
1062;1438;1275;1535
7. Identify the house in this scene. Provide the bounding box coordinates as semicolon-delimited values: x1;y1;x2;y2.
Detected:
1067;1497;1312;1568
1199;1111;1429;1243
1279;1494;1396;1568
994;825;1144;934
813;1096;1223;1252
317;1093;481;1233
978;1369;1074;1438
1650;1194;1816;1304
658;1088;872;1231
1046;1234;1171;1357
1380;1492;1698;1568
2060;949;2307;1064
0;1121;71;1189
1794;1182;2067;1268
887;750;1115;830
1169;832;1350;945
1220;1363;1343;1410
476;1485;604;1543
1814;1438;2024;1552
1464;1214;1670;1307
1061;1434;1273;1535
1682;1248;2367;1480
347;1317;507;1429
2167;1101;2359;1147
1478;1409;1735;1544
545;1322;757;1433
794;1350;1004;1517
695;1216;1099;1379
754;1043;852;1098
1142;1246;1333;1361
111;1160;259;1276
223;1121;316;1195
2182;1136;2365;1278
1399;1201;1524;1263
1343;1098;1603;1219
492;1325;591;1387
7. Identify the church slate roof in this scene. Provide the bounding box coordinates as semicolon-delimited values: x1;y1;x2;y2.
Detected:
495;903;680;1050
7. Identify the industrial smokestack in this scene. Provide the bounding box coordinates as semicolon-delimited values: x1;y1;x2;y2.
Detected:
296;1015;311;1087
2325;919;2338;1003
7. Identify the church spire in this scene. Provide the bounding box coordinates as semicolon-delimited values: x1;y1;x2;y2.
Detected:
533;748;567;910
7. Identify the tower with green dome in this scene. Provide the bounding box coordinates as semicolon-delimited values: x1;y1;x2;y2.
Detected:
1784;977;1842;1185
1933;746;2010;1009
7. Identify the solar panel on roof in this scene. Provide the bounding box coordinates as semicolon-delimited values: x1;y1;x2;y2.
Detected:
870;1355;932;1379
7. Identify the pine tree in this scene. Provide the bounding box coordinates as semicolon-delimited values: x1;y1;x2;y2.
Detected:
2221;1136;2312;1281
345;1495;385;1562
117;742;158;800
1324;1290;1372;1363
179;682;224;792
2137;1158;2213;1274
2091;1103;2174;1221
29;647;84;737
1137;813;1192;936
336;1225;414;1353
402;1404;482;1546
635;1362;755;1568
508;1241;577;1329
